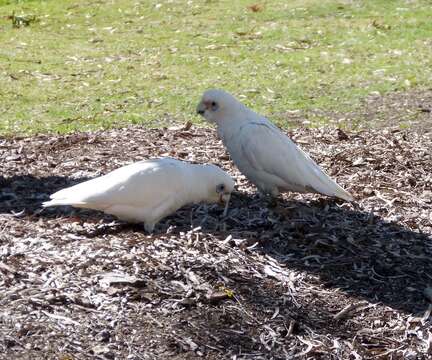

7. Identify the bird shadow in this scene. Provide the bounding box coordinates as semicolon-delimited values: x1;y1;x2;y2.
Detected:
141;190;432;315
0;174;93;217
1;175;431;316
215;192;432;315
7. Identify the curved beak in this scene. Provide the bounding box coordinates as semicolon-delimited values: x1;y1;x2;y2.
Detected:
196;101;206;116
219;193;231;217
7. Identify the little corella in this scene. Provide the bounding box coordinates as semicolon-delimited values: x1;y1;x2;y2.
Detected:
43;158;235;232
197;89;353;201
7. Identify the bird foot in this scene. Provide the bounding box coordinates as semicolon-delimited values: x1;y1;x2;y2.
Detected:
266;197;278;208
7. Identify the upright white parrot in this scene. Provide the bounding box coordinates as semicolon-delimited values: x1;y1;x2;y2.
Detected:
196;89;353;202
43;158;235;232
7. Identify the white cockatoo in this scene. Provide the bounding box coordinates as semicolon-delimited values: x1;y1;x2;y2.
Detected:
196;89;353;202
43;158;235;232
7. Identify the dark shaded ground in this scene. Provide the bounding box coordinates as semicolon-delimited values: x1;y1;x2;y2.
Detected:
0;123;431;359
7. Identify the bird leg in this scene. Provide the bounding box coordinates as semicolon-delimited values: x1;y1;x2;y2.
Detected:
266;196;279;208
255;191;279;208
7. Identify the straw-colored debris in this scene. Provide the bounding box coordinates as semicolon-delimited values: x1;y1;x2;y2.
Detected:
1;125;431;359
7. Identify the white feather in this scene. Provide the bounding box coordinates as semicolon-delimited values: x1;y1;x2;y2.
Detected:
197;89;353;202
43;158;235;232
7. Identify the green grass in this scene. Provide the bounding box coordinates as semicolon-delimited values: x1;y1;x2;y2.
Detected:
0;0;431;134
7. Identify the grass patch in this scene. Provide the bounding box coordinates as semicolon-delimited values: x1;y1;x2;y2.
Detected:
0;0;431;134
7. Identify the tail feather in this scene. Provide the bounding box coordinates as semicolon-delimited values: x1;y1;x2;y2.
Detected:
292;142;353;202
299;149;354;202
311;172;353;202
329;183;354;202
43;182;91;208
42;199;87;207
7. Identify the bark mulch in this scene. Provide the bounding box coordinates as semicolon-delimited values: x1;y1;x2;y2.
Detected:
0;125;431;359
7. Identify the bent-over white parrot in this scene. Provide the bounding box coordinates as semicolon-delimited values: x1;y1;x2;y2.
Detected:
43;158;235;232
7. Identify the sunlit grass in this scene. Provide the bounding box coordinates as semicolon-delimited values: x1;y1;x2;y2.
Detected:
0;0;431;134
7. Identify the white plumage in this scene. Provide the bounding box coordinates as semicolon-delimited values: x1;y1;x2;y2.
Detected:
43;158;235;232
197;89;353;202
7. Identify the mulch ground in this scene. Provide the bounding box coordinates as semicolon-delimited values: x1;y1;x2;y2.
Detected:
0;124;431;359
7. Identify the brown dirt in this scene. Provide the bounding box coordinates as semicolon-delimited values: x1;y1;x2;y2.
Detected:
0;123;431;359
282;89;432;132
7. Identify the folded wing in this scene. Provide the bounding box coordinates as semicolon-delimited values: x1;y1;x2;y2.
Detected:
43;159;184;209
239;122;353;201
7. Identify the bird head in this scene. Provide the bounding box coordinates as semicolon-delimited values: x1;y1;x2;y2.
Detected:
203;163;235;214
196;89;242;124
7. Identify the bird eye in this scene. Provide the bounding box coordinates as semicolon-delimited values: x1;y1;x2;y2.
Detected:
216;184;225;193
211;101;219;111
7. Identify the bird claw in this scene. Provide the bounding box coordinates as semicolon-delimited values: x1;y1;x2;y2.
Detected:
267;197;278;208
256;192;278;208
